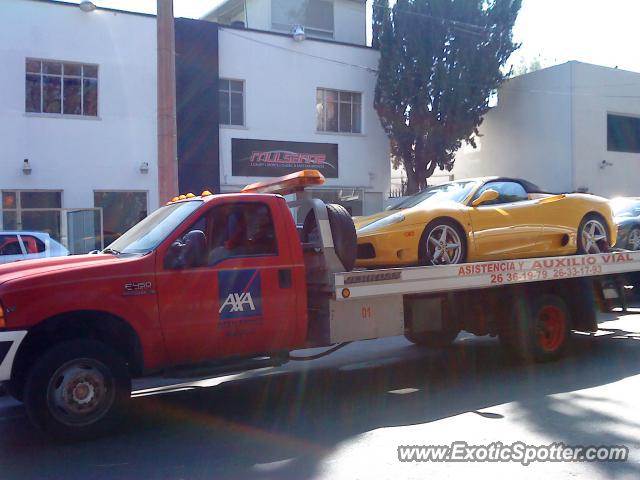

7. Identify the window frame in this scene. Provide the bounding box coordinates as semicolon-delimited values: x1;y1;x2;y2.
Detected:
169;201;279;270
271;0;335;40
25;58;99;119
607;113;640;154
316;87;363;134
218;78;245;127
1;190;64;231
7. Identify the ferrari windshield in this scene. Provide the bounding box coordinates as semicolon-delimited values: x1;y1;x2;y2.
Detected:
105;201;202;254
391;180;479;209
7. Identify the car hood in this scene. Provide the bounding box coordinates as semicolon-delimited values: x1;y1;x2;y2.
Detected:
353;211;398;230
354;201;463;231
0;254;129;287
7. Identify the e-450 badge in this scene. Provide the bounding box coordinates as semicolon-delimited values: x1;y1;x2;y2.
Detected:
123;281;154;296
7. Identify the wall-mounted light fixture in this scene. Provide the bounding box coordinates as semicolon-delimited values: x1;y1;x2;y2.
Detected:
22;159;32;175
292;25;306;42
599;160;613;170
140;161;149;174
79;1;97;12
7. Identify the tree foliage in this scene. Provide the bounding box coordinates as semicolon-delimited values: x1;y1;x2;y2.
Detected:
373;0;522;193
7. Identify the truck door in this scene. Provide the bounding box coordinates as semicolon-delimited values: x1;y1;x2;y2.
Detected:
155;198;298;364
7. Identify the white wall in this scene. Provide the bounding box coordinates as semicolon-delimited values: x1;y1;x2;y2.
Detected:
453;63;574;193
0;0;158;210
218;27;389;213
571;62;640;197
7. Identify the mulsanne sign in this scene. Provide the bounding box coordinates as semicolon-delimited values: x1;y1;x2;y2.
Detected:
232;138;339;178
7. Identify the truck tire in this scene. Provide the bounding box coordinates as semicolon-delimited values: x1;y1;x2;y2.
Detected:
23;339;131;440
500;294;571;363
303;204;357;271
405;327;460;348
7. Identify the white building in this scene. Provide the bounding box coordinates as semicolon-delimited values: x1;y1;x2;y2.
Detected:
202;0;390;215
0;0;157;251
1;0;390;254
454;61;640;198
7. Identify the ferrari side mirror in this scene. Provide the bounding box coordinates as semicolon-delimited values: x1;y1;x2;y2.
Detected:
472;189;500;207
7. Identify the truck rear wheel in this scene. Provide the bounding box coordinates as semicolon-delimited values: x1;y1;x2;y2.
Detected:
23;339;131;440
500;294;571;362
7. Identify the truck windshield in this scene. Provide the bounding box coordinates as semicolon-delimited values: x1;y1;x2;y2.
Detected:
105;201;202;254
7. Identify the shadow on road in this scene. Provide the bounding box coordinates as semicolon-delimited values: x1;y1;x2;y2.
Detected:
1;322;640;479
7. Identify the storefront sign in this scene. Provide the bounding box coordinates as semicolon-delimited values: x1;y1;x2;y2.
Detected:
232;138;338;178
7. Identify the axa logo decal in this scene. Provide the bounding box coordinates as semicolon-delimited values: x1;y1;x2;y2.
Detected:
218;269;262;319
219;292;255;313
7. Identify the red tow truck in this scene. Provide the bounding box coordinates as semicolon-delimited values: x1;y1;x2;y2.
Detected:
0;170;638;439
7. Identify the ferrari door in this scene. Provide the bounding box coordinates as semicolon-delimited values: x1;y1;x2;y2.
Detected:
468;181;544;260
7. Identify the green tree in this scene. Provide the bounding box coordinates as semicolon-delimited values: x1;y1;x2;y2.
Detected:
374;0;522;193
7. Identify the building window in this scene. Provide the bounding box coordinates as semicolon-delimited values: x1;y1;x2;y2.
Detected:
608;114;640;153
1;190;63;241
272;0;334;39
316;88;361;134
94;192;148;248
219;79;244;126
25;59;98;117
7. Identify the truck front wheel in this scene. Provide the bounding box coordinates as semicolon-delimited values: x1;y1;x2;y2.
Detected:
23;339;131;440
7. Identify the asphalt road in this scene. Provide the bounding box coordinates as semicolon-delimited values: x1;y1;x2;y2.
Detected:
2;307;640;479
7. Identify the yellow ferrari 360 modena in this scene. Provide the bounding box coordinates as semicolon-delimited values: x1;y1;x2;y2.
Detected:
355;177;617;267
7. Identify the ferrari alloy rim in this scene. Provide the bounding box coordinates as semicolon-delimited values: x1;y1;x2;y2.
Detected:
628;228;640;251
536;305;567;352
581;219;607;254
46;358;115;427
426;225;462;265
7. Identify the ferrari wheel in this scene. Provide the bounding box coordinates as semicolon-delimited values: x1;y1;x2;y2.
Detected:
419;219;467;266
627;227;640;251
577;214;610;254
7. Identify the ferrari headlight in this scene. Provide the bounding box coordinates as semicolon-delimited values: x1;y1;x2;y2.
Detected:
358;213;406;233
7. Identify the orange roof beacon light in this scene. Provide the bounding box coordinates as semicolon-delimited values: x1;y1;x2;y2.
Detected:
178;194;187;200
241;170;325;195
201;190;213;197
186;193;196;198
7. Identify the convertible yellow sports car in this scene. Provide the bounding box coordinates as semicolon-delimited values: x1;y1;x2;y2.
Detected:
355;177;616;267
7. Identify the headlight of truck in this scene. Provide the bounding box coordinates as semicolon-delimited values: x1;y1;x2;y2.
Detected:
358;213;406;234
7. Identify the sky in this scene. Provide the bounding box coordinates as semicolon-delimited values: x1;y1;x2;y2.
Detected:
55;0;640;74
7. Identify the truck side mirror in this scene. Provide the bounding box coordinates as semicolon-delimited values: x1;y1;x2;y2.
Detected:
471;189;500;207
164;230;207;269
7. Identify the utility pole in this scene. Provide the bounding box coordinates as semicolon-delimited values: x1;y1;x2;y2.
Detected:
157;0;178;203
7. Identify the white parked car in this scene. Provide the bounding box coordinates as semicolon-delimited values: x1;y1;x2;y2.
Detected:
0;231;69;264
